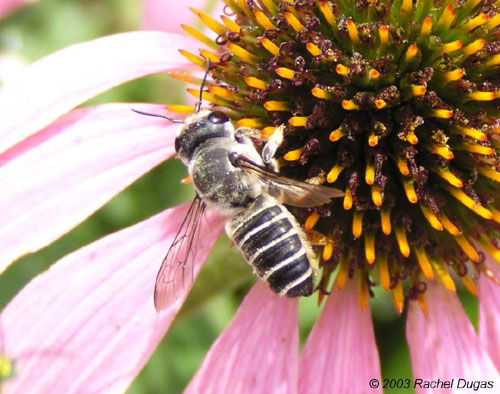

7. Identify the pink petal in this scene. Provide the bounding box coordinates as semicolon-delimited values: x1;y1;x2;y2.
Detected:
479;257;500;370
0;0;30;19
299;278;382;394
407;281;498;393
0;204;224;394
141;0;209;32
0;31;198;153
0;103;180;273
185;282;299;394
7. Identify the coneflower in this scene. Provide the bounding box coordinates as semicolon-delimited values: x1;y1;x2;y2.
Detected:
173;0;500;312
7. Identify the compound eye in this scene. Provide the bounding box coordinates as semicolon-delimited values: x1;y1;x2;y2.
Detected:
208;111;230;124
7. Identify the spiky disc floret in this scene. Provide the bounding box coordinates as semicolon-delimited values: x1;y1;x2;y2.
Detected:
175;0;500;311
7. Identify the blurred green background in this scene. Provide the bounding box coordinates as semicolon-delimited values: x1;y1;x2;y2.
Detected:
0;1;479;393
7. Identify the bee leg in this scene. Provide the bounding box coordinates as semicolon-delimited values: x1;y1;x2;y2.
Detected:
262;124;284;171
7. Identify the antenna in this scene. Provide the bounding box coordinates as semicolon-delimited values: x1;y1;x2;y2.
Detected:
130;109;184;123
196;59;211;113
132;59;212;121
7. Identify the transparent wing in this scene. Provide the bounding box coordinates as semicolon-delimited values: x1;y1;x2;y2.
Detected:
154;196;207;311
236;156;344;207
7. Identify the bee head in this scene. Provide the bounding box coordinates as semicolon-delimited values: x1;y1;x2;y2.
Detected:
175;110;234;162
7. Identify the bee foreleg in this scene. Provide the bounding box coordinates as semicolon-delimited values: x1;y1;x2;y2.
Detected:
261;124;284;171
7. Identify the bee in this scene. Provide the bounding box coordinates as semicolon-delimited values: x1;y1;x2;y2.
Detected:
134;65;342;311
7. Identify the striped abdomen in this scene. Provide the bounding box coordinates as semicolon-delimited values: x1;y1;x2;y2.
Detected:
226;195;314;297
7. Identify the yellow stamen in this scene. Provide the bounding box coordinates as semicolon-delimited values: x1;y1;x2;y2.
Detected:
442;40;463;54
468;91;496;101
417;294;428;317
462;39;486;57
401;0;412;13
375;99;387;109
311;87;332;100
456;127;487;141
358;272;369;309
181;175;192;184
430;144;454;159
190;8;226;35
461;276;478;296
254;9;275;30
406;131;419;145
319;1;336;28
228;43;258;64
209;86;236;99
460;143;495;156
346;19;359;44
420;205;444;231
245;76;267;90
344;187;353;210
288;116;307;127
372;185;383;207
378;25;389;44
445;186;494;219
236;0;252;16
336;64;349;76
261;126;275;138
285;11;306;32
485;54;500;67
433;260;456;292
369;69;380;80
342;100;360;110
305;212;320;230
167;71;202;85
368;132;379;147
199;49;220;63
236;118;265;128
420;17;432;36
403;179;418;203
411;85;426;96
261;0;278;14
336;255;349;289
329;127;345;142
432;109;453;119
379;253;390;290
462;13;489;32
478;166;500;182
327;164;344;183
487;13;500;29
260;37;280;56
395;226;410;257
415;246;434;280
365;232;376;264
434;167;463;188
436;5;456;30
283;148;303;161
276;67;295;80
391;281;404;314
186;89;224;105
405;44;418;61
478;236;500;262
443;69;464;82
179;49;206;68
440;213;461;235
264;100;290;111
306;42;322;56
181;25;217;49
397;158;409;176
455;235;480;262
323;241;334;261
365;163;375;185
221;15;240;33
352;211;364;238
164;104;195;115
381;208;391;235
